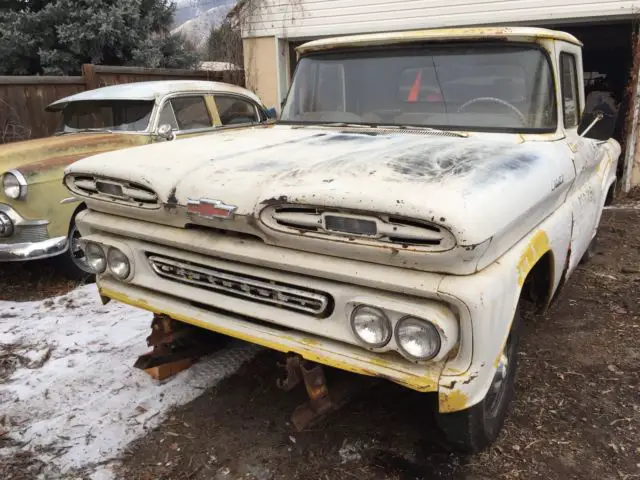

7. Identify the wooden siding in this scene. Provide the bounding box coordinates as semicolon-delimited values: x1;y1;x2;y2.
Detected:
242;0;640;38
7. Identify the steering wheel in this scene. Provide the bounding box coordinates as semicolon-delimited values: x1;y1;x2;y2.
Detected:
457;97;526;124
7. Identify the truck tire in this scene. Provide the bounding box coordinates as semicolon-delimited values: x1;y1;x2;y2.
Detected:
57;214;95;282
435;306;522;453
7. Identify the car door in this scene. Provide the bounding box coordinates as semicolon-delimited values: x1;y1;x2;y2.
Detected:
212;94;266;130
155;94;216;139
560;46;607;275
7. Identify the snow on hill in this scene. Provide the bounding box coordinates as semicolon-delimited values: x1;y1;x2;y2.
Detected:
172;0;237;49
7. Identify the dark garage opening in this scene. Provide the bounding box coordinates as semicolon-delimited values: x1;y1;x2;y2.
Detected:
545;21;634;181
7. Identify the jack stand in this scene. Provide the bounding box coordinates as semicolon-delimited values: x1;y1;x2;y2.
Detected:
134;314;221;380
277;354;369;430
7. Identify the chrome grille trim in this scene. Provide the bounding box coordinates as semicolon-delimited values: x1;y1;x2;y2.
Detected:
2;224;49;245
261;205;456;251
147;255;332;317
65;175;160;209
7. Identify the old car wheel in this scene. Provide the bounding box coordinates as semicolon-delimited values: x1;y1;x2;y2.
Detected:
59;219;95;281
435;307;522;453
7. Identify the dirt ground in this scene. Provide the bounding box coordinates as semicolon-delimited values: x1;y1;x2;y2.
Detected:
1;196;639;480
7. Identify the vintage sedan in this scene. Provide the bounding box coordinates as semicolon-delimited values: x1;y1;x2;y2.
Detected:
0;80;272;278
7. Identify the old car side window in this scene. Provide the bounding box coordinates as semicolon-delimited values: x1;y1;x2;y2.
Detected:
214;96;260;125
560;53;579;128
169;96;212;131
157;101;179;130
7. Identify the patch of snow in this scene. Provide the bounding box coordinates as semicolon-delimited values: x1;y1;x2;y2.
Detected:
338;438;372;463
0;284;259;477
200;61;242;71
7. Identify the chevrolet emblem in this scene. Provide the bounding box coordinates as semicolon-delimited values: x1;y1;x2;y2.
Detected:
186;198;237;220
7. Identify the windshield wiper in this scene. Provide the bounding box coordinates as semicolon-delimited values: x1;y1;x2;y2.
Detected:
375;124;468;137
315;122;377;128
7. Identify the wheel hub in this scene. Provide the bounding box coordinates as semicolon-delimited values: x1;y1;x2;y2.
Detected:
485;349;509;417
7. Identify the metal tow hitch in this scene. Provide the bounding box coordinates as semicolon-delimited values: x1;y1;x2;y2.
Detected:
134;314;223;380
277;354;369;430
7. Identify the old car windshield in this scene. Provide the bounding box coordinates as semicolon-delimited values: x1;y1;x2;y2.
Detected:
280;45;557;132
58;100;154;133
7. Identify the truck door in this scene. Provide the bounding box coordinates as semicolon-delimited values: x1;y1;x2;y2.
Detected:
559;45;606;275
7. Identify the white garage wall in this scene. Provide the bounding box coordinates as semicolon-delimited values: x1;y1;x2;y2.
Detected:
241;0;640;39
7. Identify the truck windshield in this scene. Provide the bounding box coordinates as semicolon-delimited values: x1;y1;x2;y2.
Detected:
280;44;557;132
57;100;154;133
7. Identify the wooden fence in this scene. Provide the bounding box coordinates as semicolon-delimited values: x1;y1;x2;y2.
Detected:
0;64;244;143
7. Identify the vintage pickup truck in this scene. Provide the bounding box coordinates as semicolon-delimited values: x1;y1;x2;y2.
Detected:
64;27;620;451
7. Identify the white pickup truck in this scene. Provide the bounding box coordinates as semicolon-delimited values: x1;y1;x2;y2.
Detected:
63;27;620;452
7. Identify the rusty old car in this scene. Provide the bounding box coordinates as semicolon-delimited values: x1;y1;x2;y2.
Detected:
0;80;272;277
64;27;620;450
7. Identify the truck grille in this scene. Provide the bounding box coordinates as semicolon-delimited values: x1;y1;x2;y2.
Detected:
147;255;333;317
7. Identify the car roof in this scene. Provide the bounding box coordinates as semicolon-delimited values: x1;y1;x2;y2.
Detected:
46;80;264;111
297;26;582;54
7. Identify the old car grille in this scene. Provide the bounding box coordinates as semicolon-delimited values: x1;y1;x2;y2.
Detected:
65;175;160;209
260;205;456;251
3;224;49;244
147;255;333;317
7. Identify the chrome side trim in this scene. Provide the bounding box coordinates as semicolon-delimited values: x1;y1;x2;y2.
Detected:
60;196;80;204
0;204;49;226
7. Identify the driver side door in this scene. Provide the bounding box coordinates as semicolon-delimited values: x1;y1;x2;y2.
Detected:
560;46;607;275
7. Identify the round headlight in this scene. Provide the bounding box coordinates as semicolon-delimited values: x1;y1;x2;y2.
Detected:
350;305;392;347
395;317;441;361
107;247;130;279
84;242;106;274
2;171;27;200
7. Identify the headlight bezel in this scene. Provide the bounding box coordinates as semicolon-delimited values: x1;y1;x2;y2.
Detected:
350;305;392;348
106;247;131;280
395;316;442;361
84;242;107;274
2;170;28;200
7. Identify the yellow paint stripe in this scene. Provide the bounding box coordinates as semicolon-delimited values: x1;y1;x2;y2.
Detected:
516;230;550;287
100;287;439;393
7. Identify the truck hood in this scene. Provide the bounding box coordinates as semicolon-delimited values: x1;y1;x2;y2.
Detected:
0;133;150;183
66;125;569;246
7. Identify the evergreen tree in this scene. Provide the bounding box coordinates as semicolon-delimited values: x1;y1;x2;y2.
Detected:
0;0;200;75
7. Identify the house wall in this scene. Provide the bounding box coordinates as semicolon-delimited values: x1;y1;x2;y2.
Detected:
243;36;279;109
241;0;640;39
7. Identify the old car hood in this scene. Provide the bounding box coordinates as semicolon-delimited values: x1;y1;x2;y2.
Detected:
0;133;150;183
66;125;571;246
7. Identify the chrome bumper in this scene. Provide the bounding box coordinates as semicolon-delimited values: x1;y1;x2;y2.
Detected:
0;204;68;261
0;236;68;261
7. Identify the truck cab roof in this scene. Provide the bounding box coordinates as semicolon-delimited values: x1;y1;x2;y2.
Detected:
297;27;582;54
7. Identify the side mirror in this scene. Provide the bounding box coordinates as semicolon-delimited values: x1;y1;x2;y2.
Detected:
266;107;277;119
577;111;604;138
157;124;175;141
